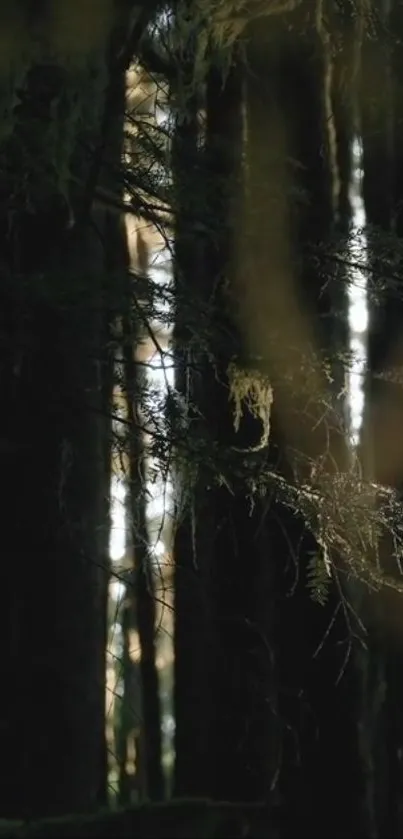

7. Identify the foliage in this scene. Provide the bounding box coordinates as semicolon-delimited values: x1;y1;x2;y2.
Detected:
113;7;403;623
307;550;332;606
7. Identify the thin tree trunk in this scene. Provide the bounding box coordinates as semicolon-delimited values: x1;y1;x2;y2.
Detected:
171;26;214;797
116;566;145;805
360;0;394;233
122;309;165;802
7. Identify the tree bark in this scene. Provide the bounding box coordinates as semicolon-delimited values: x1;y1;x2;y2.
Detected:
359;2;403;834
204;58;278;804
0;53;122;819
172;37;214;797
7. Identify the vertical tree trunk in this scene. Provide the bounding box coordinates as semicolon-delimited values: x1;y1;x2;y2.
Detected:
116;564;145;805
0;53;121;818
359;2;403;834
172;63;214;799
204;57;278;804
172;27;278;804
243;7;364;835
360;0;394;233
123;310;165;802
172;4;366;828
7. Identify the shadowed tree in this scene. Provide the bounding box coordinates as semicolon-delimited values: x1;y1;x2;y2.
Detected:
172;14;213;797
0;63;113;819
359;2;403;834
241;7;365;835
0;5;160;818
204;54;278;804
171;2;365;834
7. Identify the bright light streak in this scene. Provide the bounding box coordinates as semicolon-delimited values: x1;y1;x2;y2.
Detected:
147;352;174;389
152;539;166;557
147;489;173;521
347;137;368;448
110;580;126;602
108;244;174;563
349;298;368;334
109;476;126;561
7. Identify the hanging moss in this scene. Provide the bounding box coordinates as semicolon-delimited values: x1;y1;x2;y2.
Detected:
227;361;273;451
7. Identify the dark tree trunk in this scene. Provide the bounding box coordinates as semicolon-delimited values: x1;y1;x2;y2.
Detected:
172;44;214;798
204;58;278;804
0;53;124;818
172;3;366;828
171;16;279;802
360;0;394;233
359;2;403;835
0;223;108;819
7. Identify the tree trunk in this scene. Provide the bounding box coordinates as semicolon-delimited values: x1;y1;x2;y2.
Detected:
171;39;214;797
123;311;165;802
204;58;278;804
116;564;145;805
0;54;121;818
171;23;279;803
359;2;403;834
243;7;364;835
